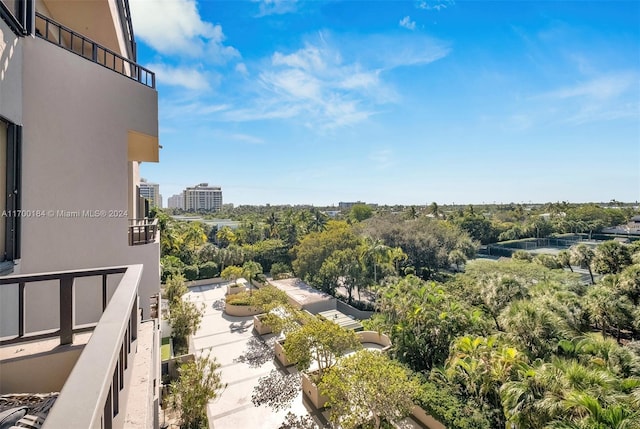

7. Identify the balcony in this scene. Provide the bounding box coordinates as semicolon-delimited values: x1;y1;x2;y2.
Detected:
34;12;155;88
0;264;159;429
129;218;159;246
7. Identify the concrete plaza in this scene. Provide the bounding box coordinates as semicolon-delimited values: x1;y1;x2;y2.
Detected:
183;281;427;429
184;282;329;429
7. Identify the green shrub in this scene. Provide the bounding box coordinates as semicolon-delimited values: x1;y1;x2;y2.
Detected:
183;265;199;281
533;254;561;269
226;292;252;306
512;250;533;262
161;255;185;283
270;262;292;278
161;266;182;283
250;285;289;311
164;275;188;304
198;261;218;279
415;380;492;429
170;300;203;355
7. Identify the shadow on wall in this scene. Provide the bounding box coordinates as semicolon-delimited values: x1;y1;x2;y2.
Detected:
1;25;18;82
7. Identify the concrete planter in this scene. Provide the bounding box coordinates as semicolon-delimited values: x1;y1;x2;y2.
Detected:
253;314;273;335
226;284;247;295
274;338;295;367
410;405;446;429
301;371;329;409
356;331;392;351
224;301;261;317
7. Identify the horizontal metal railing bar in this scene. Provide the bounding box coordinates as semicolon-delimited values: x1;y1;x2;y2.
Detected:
0;266;127;284
0;325;95;346
128;218;159;225
42;264;143;429
128;218;159;245
34;12;155;88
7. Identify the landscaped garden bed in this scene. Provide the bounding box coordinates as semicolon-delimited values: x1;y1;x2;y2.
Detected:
356;330;392;351
223;285;290;318
226;279;247;295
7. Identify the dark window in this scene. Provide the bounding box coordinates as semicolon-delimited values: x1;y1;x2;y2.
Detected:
0;0;33;35
0;118;21;262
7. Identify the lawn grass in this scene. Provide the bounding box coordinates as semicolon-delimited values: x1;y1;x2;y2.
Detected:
161;336;171;361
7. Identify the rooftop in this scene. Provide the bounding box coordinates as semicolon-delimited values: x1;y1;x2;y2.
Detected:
317;309;363;331
268;278;335;311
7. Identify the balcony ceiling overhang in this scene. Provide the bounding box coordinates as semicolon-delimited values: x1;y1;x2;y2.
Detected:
128;130;159;163
41;0;125;58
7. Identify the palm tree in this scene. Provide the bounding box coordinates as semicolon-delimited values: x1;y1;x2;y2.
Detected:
498;300;570;359
361;236;391;284
558;250;574;272
548;393;639;429
241;261;262;295
445;335;523;425
309;209;328;233
448;249;467;272
388;247;408;276
429;202;440;218
570;244;596;284
501;358;626;429
583;284;634;341
406;206;419;220
479;275;528;331
266;212;279;239
184;222;207;252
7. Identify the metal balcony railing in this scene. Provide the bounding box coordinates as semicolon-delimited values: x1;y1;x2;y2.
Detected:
128;218;159;246
34;13;155;88
0;264;144;429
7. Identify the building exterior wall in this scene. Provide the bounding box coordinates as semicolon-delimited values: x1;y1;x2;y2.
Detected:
0;3;160;427
167;193;184;209
184;183;223;211
0;19;23;123
140;181;161;208
0;346;83;393
13;34;159;318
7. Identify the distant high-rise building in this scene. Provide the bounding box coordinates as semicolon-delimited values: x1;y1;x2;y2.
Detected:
184;183;223;211
338;201;365;210
139;179;162;208
167;193;184;209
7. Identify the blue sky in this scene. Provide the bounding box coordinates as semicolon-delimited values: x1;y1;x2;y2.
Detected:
129;0;640;206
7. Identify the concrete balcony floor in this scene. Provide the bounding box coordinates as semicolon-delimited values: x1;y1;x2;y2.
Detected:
0;332;92;363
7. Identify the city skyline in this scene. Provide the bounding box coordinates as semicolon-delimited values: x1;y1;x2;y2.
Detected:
131;0;640;206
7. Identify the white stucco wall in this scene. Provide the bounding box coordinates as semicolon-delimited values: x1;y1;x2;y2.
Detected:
0;19;23;123
9;35;160;332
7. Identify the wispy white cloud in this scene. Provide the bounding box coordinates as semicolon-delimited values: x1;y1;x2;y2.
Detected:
257;41;386;128
399;16;416;30
229;133;265;144
352;33;450;70
223;32;449;129
518;71;640;126
416;0;454;11
235;63;249;75
146;63;211;90
130;0;239;63
562;101;638;125
541;72;637;100
156;31;449;130
160;100;230;121
253;0;299;16
369;149;394;169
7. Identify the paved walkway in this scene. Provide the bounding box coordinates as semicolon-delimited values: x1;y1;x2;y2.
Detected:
184;283;328;429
